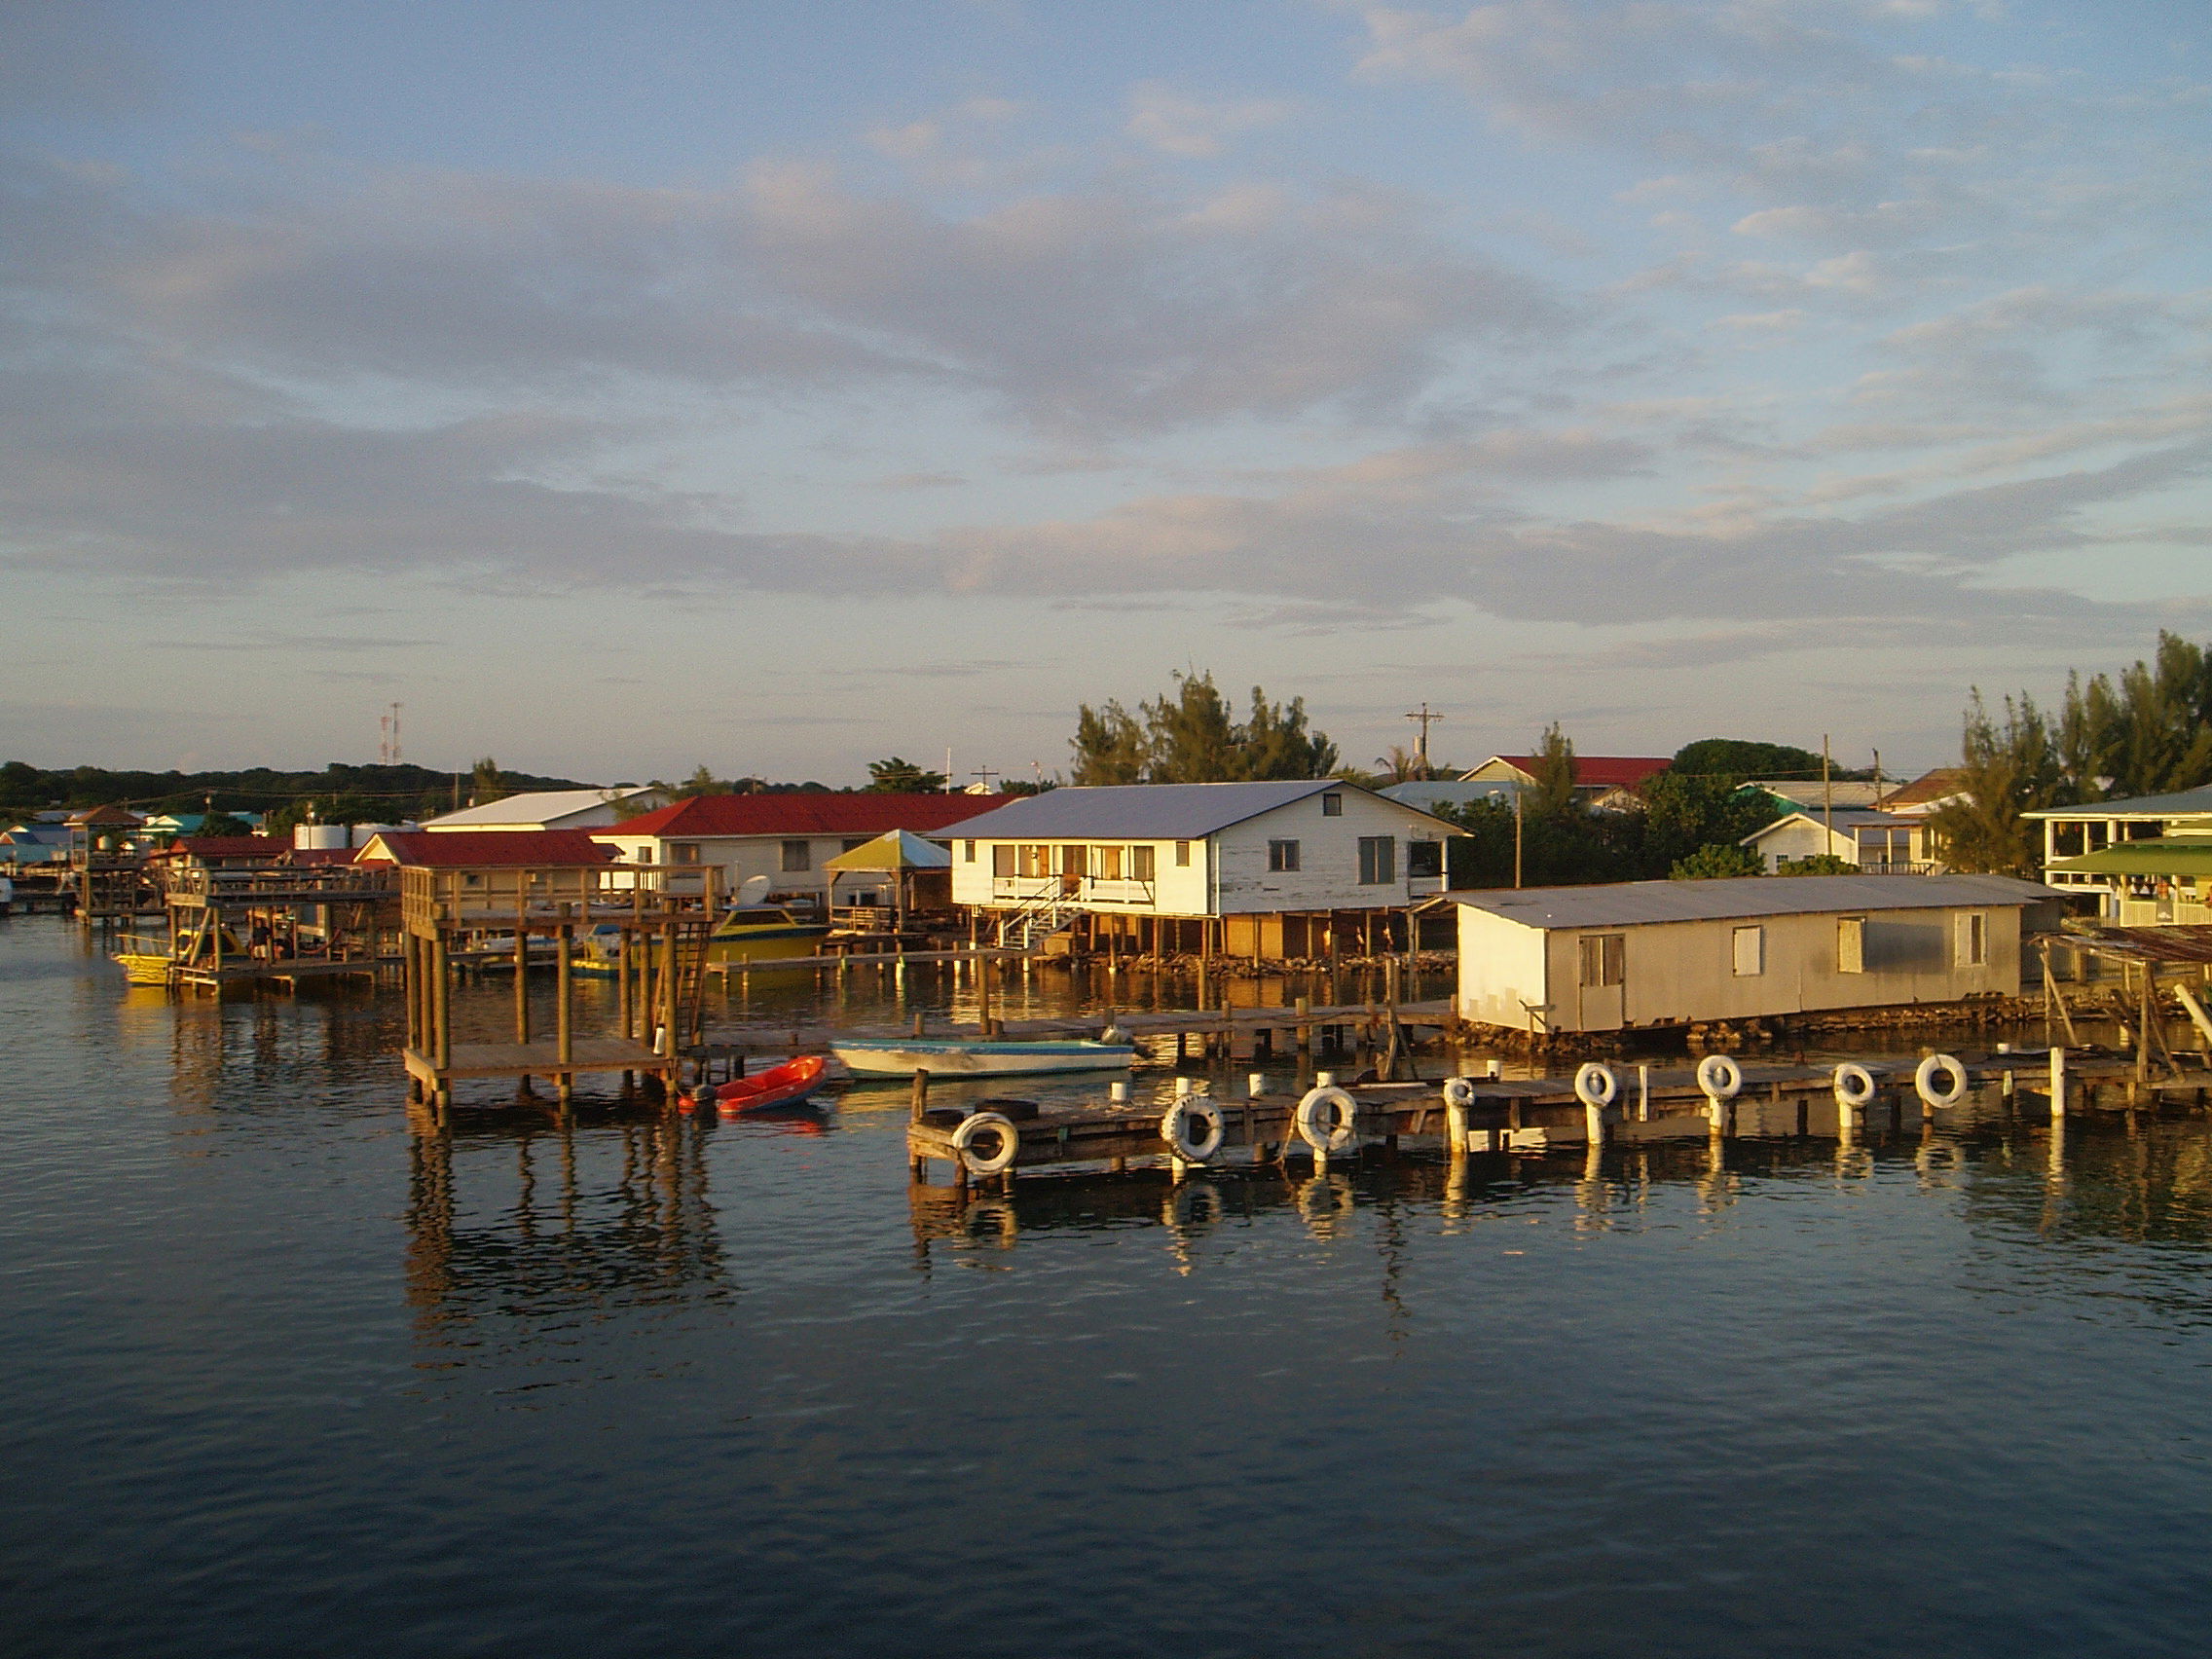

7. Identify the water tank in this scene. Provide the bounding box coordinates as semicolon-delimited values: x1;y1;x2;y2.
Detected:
293;824;348;851
348;824;399;848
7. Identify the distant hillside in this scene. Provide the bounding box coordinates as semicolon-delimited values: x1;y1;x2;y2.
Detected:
0;760;592;825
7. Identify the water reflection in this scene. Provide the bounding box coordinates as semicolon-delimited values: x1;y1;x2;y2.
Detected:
404;1115;728;1352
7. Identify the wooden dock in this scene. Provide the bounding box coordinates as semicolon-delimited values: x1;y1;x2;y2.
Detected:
907;1048;2212;1183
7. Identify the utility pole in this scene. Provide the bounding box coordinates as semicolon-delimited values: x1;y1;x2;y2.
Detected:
1514;786;1525;889
1871;748;1883;797
1405;703;1445;777
1822;733;1834;854
389;702;402;765
972;766;1001;793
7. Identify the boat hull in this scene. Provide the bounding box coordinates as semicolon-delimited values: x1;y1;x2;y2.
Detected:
712;1054;830;1114
830;1040;1135;1077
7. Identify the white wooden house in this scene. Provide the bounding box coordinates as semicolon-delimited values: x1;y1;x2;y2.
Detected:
1741;809;1936;873
1455;873;2063;1035
945;780;1458;957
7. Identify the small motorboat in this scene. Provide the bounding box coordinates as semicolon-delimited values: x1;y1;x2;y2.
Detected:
830;1037;1136;1078
708;1054;830;1115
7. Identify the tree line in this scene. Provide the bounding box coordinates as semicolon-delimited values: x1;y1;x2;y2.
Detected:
1930;631;2212;875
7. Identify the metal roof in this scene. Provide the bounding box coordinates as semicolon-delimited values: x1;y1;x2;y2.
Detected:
823;829;953;871
1461;755;1672;789
1456;872;2059;930
944;780;1447;840
2046;841;2212;876
2022;785;2212;821
1381;780;1520;811
357;830;614;867
424;789;651;829
608;793;1004;838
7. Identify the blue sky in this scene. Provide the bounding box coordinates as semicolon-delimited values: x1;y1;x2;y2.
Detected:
3;0;2208;785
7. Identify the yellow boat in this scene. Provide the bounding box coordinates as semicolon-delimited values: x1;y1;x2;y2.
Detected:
571;905;830;976
111;923;247;986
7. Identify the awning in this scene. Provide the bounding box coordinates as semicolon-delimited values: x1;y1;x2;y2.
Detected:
2045;841;2212;877
823;829;953;872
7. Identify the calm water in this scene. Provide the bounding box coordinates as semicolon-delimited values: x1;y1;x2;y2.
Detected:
7;915;2212;1657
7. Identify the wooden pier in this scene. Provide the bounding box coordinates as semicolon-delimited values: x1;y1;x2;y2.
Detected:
401;856;719;1111
907;1046;2212;1184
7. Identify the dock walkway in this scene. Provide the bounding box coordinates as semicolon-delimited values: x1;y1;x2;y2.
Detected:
907;1049;2212;1180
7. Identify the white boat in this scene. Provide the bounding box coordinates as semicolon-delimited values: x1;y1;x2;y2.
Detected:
830;1037;1136;1077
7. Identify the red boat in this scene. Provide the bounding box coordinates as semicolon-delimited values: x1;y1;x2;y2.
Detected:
711;1054;829;1115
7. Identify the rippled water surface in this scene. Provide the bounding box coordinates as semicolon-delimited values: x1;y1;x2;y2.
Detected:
7;915;2212;1657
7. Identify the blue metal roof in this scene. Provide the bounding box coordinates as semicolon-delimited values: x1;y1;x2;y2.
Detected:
943;780;1415;840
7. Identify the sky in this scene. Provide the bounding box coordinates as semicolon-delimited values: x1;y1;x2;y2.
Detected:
2;0;2209;788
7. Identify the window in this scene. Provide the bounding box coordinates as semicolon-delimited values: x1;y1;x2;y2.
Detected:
841;838;869;853
1957;911;1988;967
964;840;976;863
1060;844;1088;878
1732;925;1765;977
1407;839;1442;879
1131;844;1156;882
1837;916;1865;975
1092;845;1123;880
992;844;1014;878
1016;843;1051;878
781;839;811;872
1269;839;1301;872
670;842;701;865
1357;835;1395;885
1579;934;1624;987
1175;840;1191;866
1321;793;1343;817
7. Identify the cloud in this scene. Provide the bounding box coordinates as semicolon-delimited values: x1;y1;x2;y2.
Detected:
1125;82;1296;158
0;145;1566;439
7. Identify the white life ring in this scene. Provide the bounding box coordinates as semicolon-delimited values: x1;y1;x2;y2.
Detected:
952;1110;1020;1176
1296;1086;1358;1154
1442;1077;1478;1108
1832;1063;1877;1108
1697;1053;1744;1100
1914;1053;1968;1109
1161;1098;1226;1162
1574;1063;1619;1109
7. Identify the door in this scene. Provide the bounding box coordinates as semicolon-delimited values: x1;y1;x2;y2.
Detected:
1577;934;1626;1030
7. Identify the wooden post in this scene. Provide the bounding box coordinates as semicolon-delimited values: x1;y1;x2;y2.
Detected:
432;934;452;1074
909;1067;930;1124
1296;995;1310;1054
514;903;531;1045
617;929;633;1039
2049;1045;2066;1122
556;921;573;1071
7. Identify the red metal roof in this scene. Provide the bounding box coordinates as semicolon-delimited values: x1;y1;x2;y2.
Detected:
360;830;615;867
1491;756;1674;789
165;835;288;860
602;793;1010;839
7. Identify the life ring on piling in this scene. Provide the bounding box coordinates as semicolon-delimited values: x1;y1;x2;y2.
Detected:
1296;1086;1358;1155
1161;1097;1226;1162
1696;1053;1744;1100
952;1110;1020;1176
1914;1053;1968;1110
1574;1063;1619;1109
1832;1063;1877;1109
1442;1077;1478;1108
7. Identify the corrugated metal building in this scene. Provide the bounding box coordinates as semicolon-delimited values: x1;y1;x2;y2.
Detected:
1455;873;2063;1034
